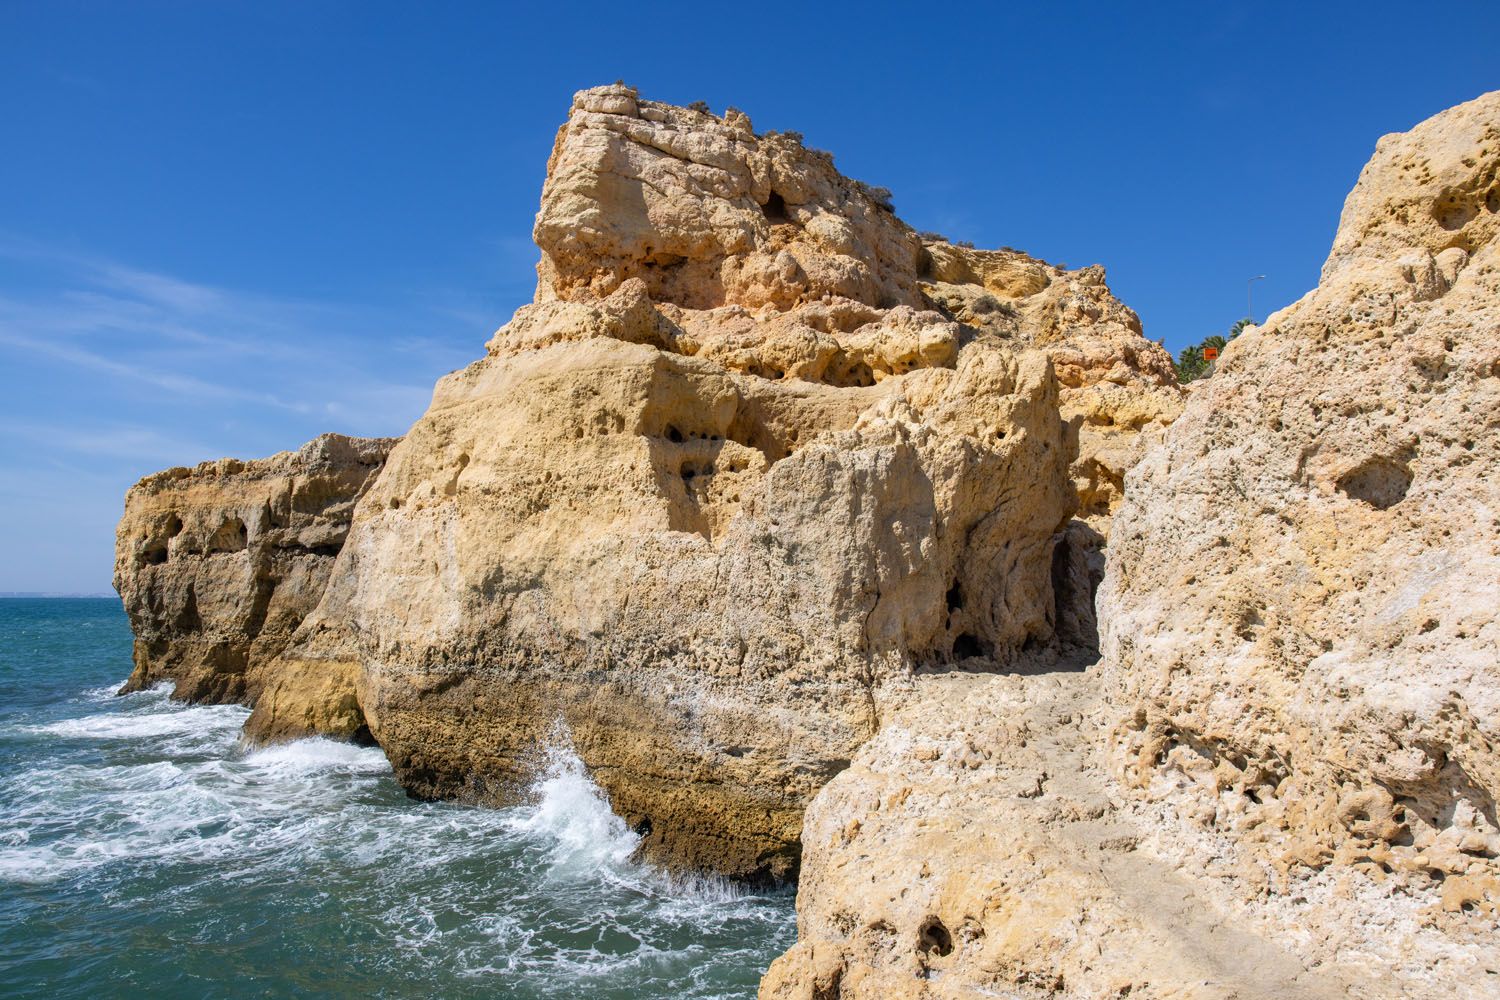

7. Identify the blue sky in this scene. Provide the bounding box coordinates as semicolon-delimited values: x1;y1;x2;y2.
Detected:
2;2;1495;593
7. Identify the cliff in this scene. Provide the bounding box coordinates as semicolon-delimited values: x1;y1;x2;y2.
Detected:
111;84;1178;884
765;92;1500;996
114;433;397;710
239;85;1177;880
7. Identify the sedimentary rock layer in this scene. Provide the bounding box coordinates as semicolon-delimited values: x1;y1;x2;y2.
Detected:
761;670;1388;1000
114;433;396;709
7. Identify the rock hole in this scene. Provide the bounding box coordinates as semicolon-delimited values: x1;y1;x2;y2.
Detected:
208;516;248;553
953;633;985;659
1050;528;1100;654
762;190;791;224
1234;605;1264;642
946;582;964;613
164;513;183;538
1336;456;1413;510
1432;188;1477;231
666;424;684;444
917;916;953;957
826;360;875;388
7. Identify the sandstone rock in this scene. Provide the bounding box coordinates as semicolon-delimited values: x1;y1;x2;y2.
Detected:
1096;90;1500;975
764;92;1500;997
112;85;1177;885
256;312;1075;880
761;672;1384;1000
113;433;397;706
919;242;1184;533
238;85;1175;880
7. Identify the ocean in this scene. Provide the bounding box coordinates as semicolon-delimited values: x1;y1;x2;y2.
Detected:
0;598;794;999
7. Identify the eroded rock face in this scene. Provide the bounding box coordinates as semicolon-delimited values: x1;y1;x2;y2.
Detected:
1098;89;1500;944
240;85;1175;880
762;92;1500;997
114;433;397;709
920;242;1184;533
112;85;1177;882
261;292;1074;882
533;83;1181;533
762;672;1390;1000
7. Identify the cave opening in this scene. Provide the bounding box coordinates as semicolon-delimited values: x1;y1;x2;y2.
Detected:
762;190;791;224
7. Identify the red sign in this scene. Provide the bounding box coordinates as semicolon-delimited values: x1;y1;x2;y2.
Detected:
1203;347;1220;361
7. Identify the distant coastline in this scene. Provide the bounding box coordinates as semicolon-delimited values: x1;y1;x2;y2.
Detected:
0;592;116;600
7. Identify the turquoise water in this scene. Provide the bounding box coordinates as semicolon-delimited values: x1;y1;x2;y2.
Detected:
0;599;794;999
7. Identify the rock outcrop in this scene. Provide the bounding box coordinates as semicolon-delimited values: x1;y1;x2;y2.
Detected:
228;84;1175;881
1097;89;1500;980
114;433;397;709
919;241;1184;533
113;84;1177;890
765;92;1500;996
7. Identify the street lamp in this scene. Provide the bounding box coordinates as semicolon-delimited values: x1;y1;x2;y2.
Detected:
1248;275;1267;324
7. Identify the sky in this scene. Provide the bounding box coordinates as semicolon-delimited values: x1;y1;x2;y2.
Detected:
1;2;1496;594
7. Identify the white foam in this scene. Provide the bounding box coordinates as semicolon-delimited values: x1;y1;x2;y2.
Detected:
2;677;795;996
242;737;390;776
29;703;246;741
79;679;175;703
508;721;641;871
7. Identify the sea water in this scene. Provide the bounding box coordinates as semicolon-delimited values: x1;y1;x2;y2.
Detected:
0;599;794;998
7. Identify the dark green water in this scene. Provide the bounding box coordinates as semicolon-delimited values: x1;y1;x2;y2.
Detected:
0;599;794;999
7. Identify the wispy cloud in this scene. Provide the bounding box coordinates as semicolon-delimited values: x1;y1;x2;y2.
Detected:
7;421;224;466
0;328;314;410
0;235;515;592
0;237;485;435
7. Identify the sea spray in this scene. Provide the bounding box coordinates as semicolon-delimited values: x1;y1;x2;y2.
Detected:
508;720;760;908
509;718;641;870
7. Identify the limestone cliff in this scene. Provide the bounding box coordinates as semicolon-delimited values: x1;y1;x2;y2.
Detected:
114;433;397;711
230;84;1175;881
114;85;1177;886
1097;88;1500;981
765;92;1500;997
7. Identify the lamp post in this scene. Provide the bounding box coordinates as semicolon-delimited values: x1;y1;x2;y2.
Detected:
1248;275;1267;324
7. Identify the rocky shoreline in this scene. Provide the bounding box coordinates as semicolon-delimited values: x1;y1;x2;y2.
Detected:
113;86;1499;996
